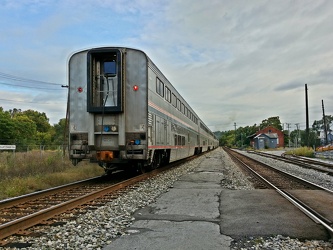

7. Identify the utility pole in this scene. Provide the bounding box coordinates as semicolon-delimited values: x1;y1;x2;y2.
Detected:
286;123;291;148
234;122;237;146
322;100;328;145
305;84;309;147
295;123;300;148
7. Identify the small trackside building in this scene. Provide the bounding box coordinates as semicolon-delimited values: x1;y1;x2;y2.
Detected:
249;125;285;149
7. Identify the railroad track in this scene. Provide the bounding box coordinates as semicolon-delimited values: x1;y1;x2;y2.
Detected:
247;150;333;176
0;155;199;247
223;147;333;236
0;175;128;246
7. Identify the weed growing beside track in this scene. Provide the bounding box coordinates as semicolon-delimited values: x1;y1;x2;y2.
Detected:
0;150;104;200
284;147;315;157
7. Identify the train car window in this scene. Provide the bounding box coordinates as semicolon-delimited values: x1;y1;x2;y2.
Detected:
172;93;177;107
177;98;181;111
174;134;178;145
177;135;181;145
87;49;122;113
160;80;164;97
181;103;185;114
104;61;116;76
165;86;171;103
182;136;185;145
156;78;164;97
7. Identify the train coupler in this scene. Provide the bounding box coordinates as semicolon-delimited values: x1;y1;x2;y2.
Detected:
96;151;114;161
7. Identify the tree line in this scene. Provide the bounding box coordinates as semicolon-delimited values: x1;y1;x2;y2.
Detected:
217;116;331;148
1;108;331;151
0;107;66;151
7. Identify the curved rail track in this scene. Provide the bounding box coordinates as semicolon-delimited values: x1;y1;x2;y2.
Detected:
223;147;333;236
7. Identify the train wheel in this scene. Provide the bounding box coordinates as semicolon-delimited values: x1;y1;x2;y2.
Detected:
137;162;147;174
151;152;161;170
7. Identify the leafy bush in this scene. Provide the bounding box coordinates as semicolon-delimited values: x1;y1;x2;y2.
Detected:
285;147;314;157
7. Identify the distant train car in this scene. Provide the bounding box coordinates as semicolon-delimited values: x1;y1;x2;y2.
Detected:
68;47;218;173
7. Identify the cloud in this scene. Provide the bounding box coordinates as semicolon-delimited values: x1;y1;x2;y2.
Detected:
1;0;333;130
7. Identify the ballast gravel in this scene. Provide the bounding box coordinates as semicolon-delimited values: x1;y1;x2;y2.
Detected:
1;148;332;249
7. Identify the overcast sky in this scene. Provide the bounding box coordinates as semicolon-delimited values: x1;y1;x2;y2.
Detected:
0;0;332;131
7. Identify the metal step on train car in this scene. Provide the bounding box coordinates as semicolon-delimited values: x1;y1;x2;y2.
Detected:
68;47;218;174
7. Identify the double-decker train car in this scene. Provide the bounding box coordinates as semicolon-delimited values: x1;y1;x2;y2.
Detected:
68;47;218;173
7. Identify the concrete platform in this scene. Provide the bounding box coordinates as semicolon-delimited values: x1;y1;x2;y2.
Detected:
220;189;327;239
104;149;329;249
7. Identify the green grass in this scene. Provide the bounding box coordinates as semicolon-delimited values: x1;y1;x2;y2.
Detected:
284;147;315;158
0;150;104;200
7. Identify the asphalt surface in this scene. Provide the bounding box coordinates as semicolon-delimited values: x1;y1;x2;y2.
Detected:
104;149;328;250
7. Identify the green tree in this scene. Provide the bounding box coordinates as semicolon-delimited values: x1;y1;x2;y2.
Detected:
20;109;51;133
9;108;22;118
234;125;259;148
52;118;67;146
312;115;333;132
220;131;235;147
0;108;15;144
12;115;37;150
260;116;282;130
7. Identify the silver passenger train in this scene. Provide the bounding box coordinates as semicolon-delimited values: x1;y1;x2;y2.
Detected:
68;47;218;173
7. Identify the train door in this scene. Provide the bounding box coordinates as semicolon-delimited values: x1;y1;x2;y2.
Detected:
165;119;169;145
148;112;153;146
196;134;200;154
156;116;167;145
187;133;191;156
87;49;122;113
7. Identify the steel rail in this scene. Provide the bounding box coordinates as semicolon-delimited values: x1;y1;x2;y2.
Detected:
0;176;102;209
0;172;152;241
248;150;333;175
226;148;333;235
0;150;211;244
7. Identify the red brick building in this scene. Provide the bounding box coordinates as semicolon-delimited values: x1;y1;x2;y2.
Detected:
249;125;285;149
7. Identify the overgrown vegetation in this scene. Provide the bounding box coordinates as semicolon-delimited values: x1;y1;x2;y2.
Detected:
0;107;66;151
0;107;107;200
0;150;104;200
284;147;315;158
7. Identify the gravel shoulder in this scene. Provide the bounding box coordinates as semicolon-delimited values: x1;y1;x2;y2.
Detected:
1;148;332;249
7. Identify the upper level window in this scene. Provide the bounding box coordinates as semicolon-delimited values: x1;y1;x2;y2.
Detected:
172;93;177;107
165;86;171;103
177;98;181;111
156;78;164;97
181;103;185;114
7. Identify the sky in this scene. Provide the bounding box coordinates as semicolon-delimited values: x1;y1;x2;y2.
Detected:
0;0;332;132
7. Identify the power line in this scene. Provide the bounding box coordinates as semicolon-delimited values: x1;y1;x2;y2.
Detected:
0;97;65;104
0;71;63;86
0;81;62;90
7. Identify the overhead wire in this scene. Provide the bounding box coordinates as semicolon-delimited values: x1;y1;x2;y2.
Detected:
0;71;67;104
0;81;61;90
0;71;63;86
0;97;65;104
